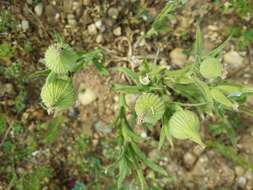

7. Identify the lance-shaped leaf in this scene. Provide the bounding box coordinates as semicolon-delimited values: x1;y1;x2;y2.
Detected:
169;110;205;148
215;84;253;97
215;84;242;97
211;88;238;110
200;57;222;79
135;94;165;124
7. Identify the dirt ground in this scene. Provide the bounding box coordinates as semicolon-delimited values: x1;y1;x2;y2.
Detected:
0;0;253;190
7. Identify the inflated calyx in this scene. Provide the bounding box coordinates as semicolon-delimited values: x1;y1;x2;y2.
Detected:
45;43;78;74
169;110;205;148
200;57;222;80
135;93;165;124
41;78;76;113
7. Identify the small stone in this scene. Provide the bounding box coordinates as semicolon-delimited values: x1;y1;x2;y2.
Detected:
169;48;187;66
224;51;243;68
235;166;245;176
5;83;15;95
236;176;247;188
87;24;97;35
82;0;90;5
95;20;104;30
72;1;82;11
125;94;138;108
183;152;196;168
96;34;104;43
78;88;97;106
108;7;119;19
63;0;72;13
94;121;112;134
34;3;43;16
113;27;122;36
21;20;29;32
26;0;33;4
67;14;77;27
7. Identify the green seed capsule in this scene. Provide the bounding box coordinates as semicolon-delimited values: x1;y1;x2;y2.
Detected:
45;43;78;74
135;93;165;124
41;79;76;113
200;57;222;80
169;110;205;148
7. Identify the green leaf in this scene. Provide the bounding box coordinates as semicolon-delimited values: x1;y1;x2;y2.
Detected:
71;181;86;190
0;43;14;59
211;88;238;110
122;120;142;143
200;57;222;79
113;84;144;94
42;116;65;144
130;142;167;176
207;36;231;57
194;25;203;64
29;69;50;80
93;61;109;76
215;84;242;96
191;77;213;111
0;113;6;135
136;168;146;190
117;158;128;189
159;115;173;149
114;67;139;83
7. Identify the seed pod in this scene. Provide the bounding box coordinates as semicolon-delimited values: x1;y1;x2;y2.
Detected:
169;110;205;148
200;57;222;79
135;93;165;124
45;43;78;74
41;79;76;113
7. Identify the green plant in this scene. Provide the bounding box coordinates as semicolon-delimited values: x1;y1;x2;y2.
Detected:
71;181;87;190
110;95;167;190
37;39;107;115
146;0;186;37
0;42;15;59
218;0;253;17
15;166;52;190
113;26;253;187
0;10;16;33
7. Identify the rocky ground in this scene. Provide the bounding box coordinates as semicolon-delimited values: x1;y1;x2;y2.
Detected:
0;0;253;189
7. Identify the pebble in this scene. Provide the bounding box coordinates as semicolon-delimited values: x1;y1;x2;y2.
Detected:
67;14;77;27
21;20;29;32
235;165;245;176
95;20;104;31
63;0;72;13
96;34;104;44
26;0;33;4
78;88;97;106
125;94;138;108
4;83;15;95
183;152;196;168
236;176;247;188
94;121;112;134
108;7;119;19
87;24;97;35
72;1;82;11
34;3;43;16
224;51;243;68
169;48;187;66
113;27;122;36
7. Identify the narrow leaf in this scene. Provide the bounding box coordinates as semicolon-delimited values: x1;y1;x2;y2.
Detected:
114;67;139;83
130;142;167;176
